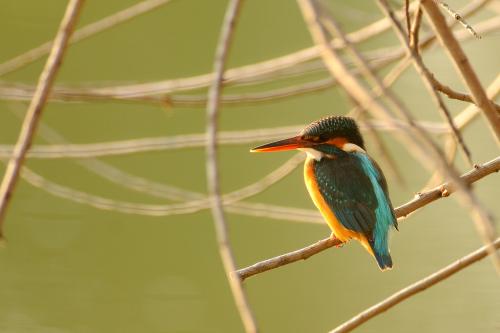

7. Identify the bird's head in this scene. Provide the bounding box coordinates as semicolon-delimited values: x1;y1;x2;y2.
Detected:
251;116;365;159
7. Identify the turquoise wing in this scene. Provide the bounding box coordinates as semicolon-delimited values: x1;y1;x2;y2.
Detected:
312;149;397;268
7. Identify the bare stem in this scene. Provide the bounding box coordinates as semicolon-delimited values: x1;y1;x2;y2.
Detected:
329;237;500;333
0;0;174;76
237;156;500;281
421;0;500;142
377;0;500;274
0;0;84;239
205;1;258;332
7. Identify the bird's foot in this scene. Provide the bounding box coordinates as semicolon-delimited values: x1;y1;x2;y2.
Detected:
330;232;344;247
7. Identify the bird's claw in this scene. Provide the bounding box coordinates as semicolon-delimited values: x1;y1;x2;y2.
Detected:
330;232;344;247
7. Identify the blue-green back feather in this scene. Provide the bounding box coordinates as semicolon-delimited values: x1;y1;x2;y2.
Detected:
355;153;396;268
312;145;397;269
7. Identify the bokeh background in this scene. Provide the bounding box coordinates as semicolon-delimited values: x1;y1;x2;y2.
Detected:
0;0;499;332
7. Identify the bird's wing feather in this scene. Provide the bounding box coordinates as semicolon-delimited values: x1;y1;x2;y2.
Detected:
369;157;398;229
313;153;379;237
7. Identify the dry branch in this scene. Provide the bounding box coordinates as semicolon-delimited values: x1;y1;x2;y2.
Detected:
205;1;258;332
237;156;500;281
0;120;450;159
298;0;494;262
16;155;498;223
421;0;500;141
0;0;173;76
2;14;498;106
380;0;473;163
377;0;500;273
329;237;500;333
0;0;84;239
430;74;500;112
423;74;500;189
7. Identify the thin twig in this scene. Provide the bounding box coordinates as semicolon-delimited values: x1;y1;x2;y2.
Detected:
0;0;174;77
298;0;433;167
430;73;500;112
424;74;500;189
13;155;499;225
205;1;257;332
454;74;500;131
0;119;450;159
16;164;313;221
382;0;474;164
5;156;306;218
237;156;500;280
0;2;422;102
299;0;483;247
0;0;84;239
378;0;500;272
410;4;423;49
433;0;482;39
377;0;500;274
319;10;406;185
2;15;498;106
329;237;500;333
405;0;411;37
421;0;500;142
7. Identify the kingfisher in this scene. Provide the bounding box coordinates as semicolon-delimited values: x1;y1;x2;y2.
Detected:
251;116;398;270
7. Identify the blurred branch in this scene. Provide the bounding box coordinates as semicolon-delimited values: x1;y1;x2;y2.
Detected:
319;7;406;185
377;0;500;275
406;0;500;270
1;17;498;106
434;0;482;39
423;74;500;189
14;163;317;218
429;74;500;112
0;0;174;76
14;156;499;223
237;156;500;281
409;3;423;48
381;0;474;164
204;1;258;332
0;0;84;239
329;237;500;333
0;120;449;159
421;0;500;142
298;0;489;256
1;0;494;104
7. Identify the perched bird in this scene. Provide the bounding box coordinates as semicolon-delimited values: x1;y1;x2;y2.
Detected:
251;116;398;270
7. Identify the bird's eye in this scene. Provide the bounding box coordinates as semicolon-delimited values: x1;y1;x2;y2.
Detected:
302;135;322;142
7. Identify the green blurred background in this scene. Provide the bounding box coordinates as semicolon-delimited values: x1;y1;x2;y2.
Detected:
0;0;499;332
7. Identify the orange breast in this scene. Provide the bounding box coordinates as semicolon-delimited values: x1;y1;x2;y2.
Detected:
303;157;370;247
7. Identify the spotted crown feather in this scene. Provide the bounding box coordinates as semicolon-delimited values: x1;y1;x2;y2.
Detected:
300;116;365;149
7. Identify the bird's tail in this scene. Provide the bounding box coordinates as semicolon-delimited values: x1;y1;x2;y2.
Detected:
368;239;393;271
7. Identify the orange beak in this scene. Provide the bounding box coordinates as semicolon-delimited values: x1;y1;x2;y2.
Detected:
250;136;313;152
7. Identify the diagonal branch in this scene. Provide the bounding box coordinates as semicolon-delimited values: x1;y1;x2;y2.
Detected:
380;0;474;164
297;0;498;273
205;1;258;332
377;0;500;274
237;156;500;281
0;119;450;159
0;0;84;239
0;0;174;77
420;0;500;142
329;237;500;333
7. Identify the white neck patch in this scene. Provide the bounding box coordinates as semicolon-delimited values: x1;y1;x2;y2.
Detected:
342;143;366;153
298;148;323;161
